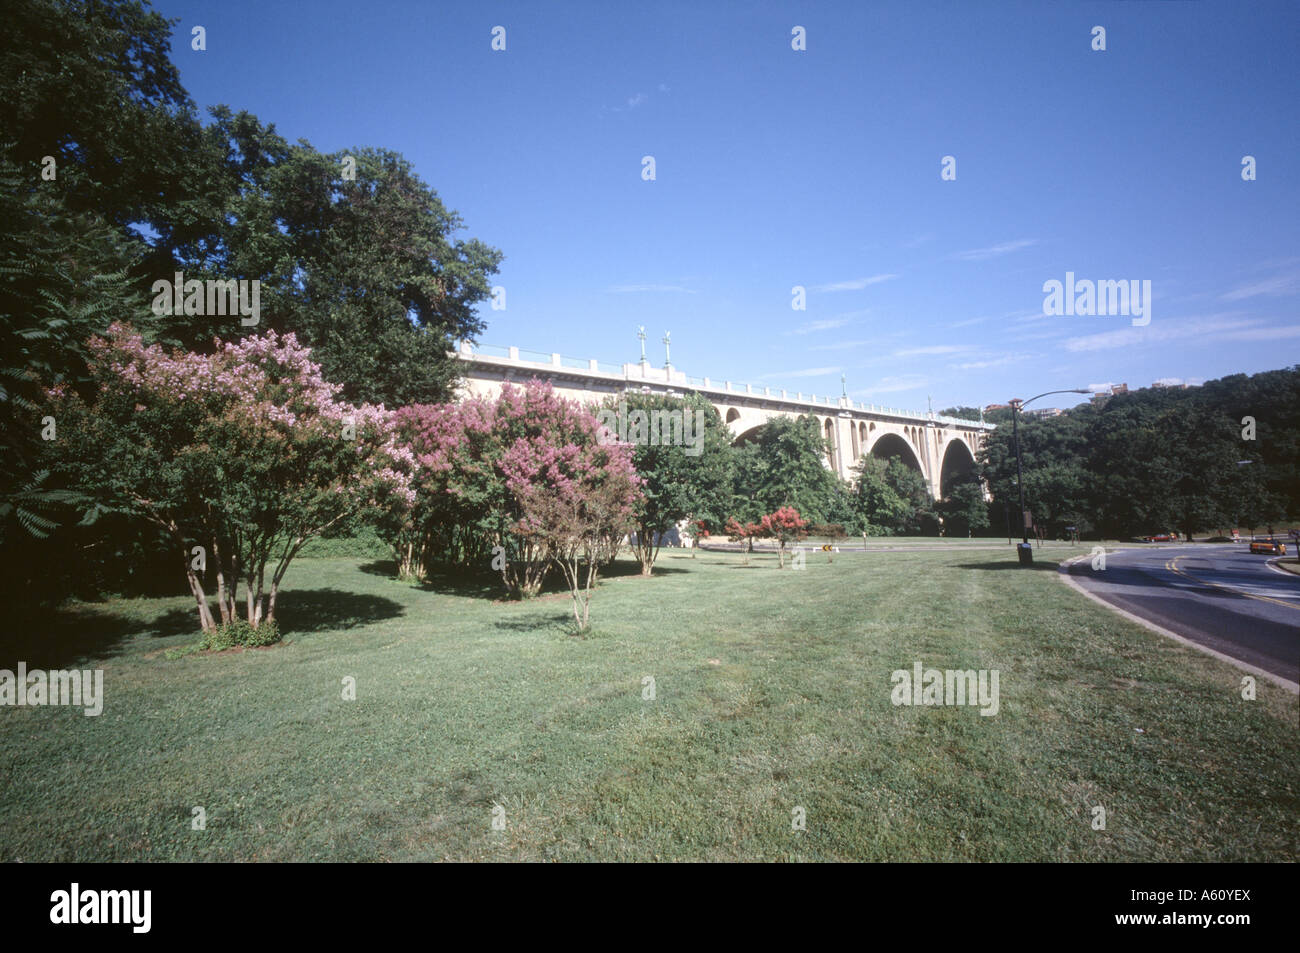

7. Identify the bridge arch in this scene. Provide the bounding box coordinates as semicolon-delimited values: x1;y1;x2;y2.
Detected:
939;437;978;498
868;431;924;474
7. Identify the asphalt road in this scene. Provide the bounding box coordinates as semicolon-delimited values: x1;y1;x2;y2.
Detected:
1064;543;1300;686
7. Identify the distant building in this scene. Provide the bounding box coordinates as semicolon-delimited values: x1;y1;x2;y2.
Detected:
1091;382;1128;404
1025;407;1064;418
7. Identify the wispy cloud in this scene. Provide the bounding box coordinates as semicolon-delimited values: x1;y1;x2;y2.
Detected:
855;374;928;396
901;234;934;249
807;338;873;351
951;239;1037;262
1220;272;1300;301
604;86;668;114
1061;313;1300;353
606;283;695;294
812;274;899;293
952;353;1032;370
766;366;841;379
788;316;853;335
893;345;967;357
786;308;871;336
1006;307;1049;323
1206;324;1300;342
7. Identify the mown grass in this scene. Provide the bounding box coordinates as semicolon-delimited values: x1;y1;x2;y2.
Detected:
1;547;1295;862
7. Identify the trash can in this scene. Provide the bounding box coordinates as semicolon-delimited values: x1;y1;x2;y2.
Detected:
1017;542;1034;566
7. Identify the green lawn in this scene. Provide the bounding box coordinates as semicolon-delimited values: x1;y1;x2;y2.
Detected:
1;547;1295;861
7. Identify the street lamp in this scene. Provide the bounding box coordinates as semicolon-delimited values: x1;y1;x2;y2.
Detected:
1008;388;1102;565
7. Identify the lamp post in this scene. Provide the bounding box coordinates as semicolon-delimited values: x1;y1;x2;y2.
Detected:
1008;388;1097;565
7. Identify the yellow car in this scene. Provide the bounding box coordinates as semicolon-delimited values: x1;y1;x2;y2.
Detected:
1248;540;1286;555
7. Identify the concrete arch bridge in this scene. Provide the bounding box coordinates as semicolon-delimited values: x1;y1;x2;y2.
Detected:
452;343;994;499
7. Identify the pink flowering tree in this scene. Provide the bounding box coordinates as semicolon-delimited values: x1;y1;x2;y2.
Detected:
391;380;641;601
757;506;809;568
502;412;639;629
49;323;412;638
387;401;489;580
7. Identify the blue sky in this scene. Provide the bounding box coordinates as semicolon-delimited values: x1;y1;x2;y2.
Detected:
162;0;1298;413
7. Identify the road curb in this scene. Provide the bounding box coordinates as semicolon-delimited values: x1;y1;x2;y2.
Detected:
1057;555;1299;695
1265;556;1300;579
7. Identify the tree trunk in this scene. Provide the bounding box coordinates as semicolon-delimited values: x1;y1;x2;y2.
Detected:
213;537;233;625
253;563;267;627
184;560;216;634
245;571;258;627
168;521;214;633
635;524;656;576
266;538;303;627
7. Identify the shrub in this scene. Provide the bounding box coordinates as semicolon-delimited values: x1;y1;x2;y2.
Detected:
198;618;282;651
391;380;643;598
756;506;809;568
47;324;412;637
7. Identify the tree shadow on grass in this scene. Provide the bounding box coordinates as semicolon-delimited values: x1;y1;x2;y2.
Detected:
272;588;405;634
358;558;689;601
358;560;501;599
493;612;575;636
1;588;406;669
954;560;1061;572
602;561;690;581
0;605;190;669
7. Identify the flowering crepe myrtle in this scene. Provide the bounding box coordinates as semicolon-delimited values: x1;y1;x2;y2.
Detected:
47;323;414;635
390;380;642;595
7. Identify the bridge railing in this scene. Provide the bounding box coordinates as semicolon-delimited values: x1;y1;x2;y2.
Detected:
517;347;553;364
456;343;994;429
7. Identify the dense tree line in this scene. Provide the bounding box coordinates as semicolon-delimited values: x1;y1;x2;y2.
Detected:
979;368;1300;539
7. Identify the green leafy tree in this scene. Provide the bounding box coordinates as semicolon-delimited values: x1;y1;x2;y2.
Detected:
883;459;939;535
598;392;733;575
849;455;910;535
982;404;1097;538
164;110;503;406
0;0;196;229
731;415;842;524
937;480;990;537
